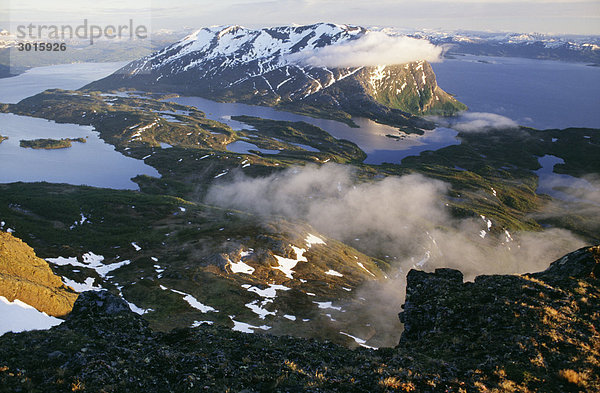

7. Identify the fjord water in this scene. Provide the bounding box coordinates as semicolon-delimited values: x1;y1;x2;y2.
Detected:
167;96;460;165
1;55;598;185
432;55;600;130
0;62;159;189
0;62;128;104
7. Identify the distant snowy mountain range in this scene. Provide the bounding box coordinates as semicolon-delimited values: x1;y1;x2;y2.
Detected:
1;24;597;61
1;24;597;77
407;30;600;63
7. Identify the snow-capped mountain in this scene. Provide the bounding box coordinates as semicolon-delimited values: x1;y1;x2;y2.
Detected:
409;30;600;63
87;23;466;129
130;23;368;101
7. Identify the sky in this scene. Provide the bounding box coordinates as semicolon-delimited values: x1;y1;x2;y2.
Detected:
1;0;599;35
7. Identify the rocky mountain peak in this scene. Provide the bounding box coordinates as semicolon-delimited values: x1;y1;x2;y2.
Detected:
0;231;78;317
534;244;600;281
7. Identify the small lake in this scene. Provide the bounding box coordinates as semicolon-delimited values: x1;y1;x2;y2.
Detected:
535;155;599;204
167;96;459;164
432;55;600;130
0;113;160;189
226;140;281;155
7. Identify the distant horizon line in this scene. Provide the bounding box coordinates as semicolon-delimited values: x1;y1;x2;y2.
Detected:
2;23;599;38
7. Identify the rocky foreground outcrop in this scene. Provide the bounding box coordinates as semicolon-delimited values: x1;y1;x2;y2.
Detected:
0;232;78;317
398;245;600;392
0;246;598;392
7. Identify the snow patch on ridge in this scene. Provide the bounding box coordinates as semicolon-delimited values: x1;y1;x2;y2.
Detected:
229;259;255;274
242;283;291;298
47;253;130;278
272;246;307;279
229;316;271;333
339;331;377;349
0;296;62;335
305;233;326;247
62;276;102;292
325;269;343;277
313;301;342;311
169;288;218;313
245;300;276;319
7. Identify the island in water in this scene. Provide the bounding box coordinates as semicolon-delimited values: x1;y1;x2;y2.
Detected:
19;137;86;150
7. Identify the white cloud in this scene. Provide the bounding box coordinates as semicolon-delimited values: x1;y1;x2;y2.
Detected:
287;31;442;68
443;112;519;132
206;164;584;275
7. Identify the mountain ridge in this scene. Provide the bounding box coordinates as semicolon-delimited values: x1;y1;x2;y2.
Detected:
1;244;598;391
410;29;600;63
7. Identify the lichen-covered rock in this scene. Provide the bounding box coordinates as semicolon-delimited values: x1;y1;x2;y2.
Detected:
534;244;600;282
399;268;464;341
69;290;132;317
398;245;600;392
0;231;78;316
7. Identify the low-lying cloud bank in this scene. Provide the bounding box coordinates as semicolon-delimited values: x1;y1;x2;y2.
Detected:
206;164;586;346
432;112;519;132
287;31;443;68
207;164;583;277
533;173;600;243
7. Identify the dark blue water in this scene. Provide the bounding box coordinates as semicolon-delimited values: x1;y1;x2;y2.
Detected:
0;113;160;189
432;55;600;130
227;140;281;155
